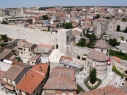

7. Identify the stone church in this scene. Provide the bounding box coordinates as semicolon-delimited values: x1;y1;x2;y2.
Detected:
86;40;110;75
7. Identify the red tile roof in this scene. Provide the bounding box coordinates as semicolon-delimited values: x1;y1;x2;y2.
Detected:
112;56;121;63
78;85;127;95
16;63;49;94
43;67;77;90
61;56;73;61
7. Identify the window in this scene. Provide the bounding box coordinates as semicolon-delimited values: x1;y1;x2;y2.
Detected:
69;90;73;92
82;57;86;60
62;90;66;93
77;55;80;59
67;36;69;42
56;44;58;49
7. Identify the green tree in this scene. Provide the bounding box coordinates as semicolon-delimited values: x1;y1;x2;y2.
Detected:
124;27;127;33
1;34;9;42
112;16;115;18
62;22;73;29
116;25;120;31
77;38;86;47
109;38;120;47
89;68;97;84
15;57;22;62
122;18;127;22
1;20;8;24
42;14;48;20
109;50;127;60
96;14;100;19
105;16;110;19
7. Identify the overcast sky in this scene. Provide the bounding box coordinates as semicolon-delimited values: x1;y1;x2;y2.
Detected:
0;0;127;8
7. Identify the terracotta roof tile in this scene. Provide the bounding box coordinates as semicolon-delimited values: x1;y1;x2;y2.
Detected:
43;67;77;90
78;85;127;95
12;60;22;65
61;56;73;61
16;63;49;94
87;50;109;61
112;56;121;63
94;40;108;49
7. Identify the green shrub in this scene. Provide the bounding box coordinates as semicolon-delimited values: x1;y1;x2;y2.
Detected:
85;78;102;90
112;65;125;77
1;20;8;24
15;57;22;62
1;34;9;42
109;38;119;47
77;84;85;93
0;43;7;47
62;22;73;29
109;50;127;60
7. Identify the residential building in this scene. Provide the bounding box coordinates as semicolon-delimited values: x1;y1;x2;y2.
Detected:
28;55;41;65
18;42;37;56
34;43;54;57
59;56;84;74
43;67;77;95
3;64;32;94
16;63;49;95
0;49;14;61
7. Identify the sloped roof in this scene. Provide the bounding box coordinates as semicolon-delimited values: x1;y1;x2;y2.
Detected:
16;63;49;94
43;67;77;90
0;49;12;59
0;70;5;84
94;40;108;49
60;56;73;61
28;55;40;62
22;42;35;48
34;43;53;53
43;77;77;90
112;56;121;63
78;85;127;95
3;63;31;80
87;50;109;61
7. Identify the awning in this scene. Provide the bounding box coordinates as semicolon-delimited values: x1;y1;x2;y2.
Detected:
5;84;14;90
